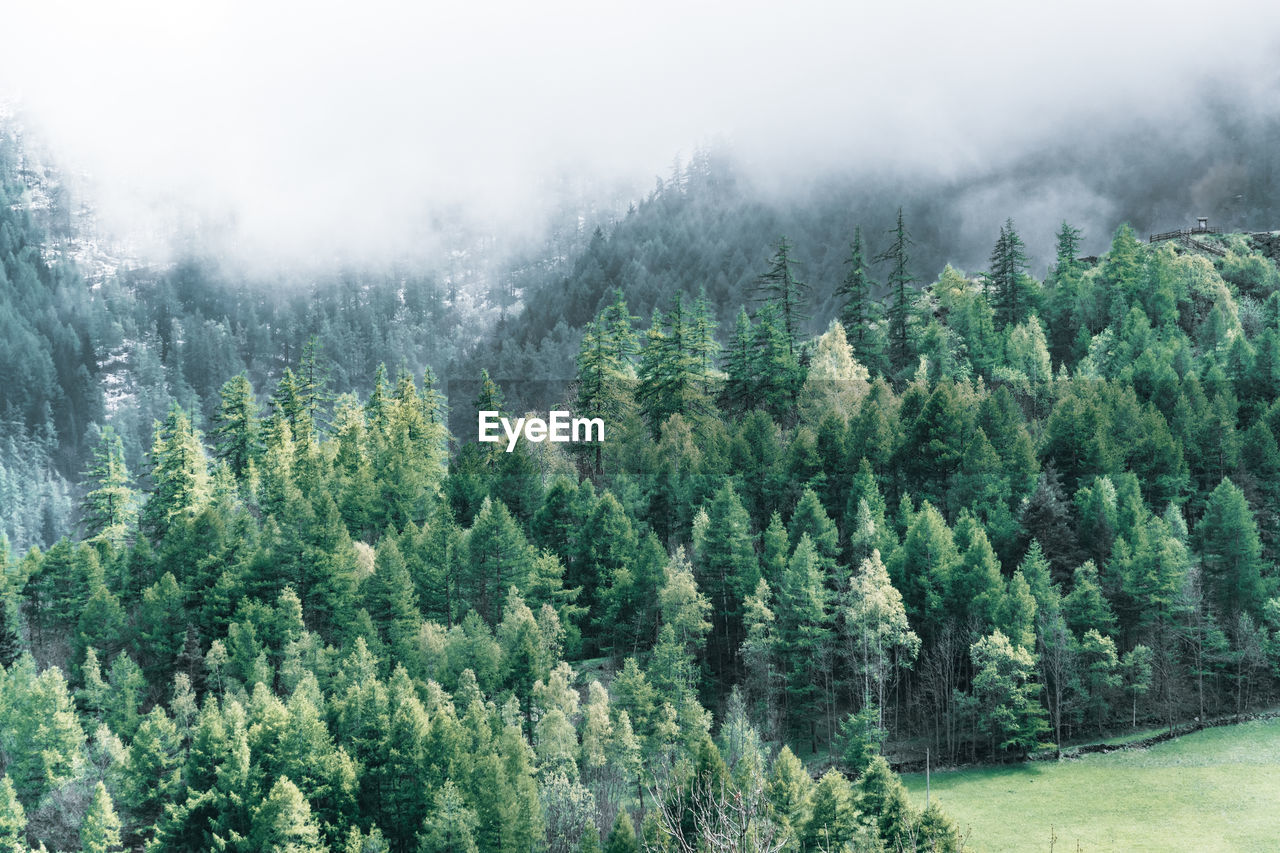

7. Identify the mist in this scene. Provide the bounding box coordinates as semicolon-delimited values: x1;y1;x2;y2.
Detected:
3;0;1280;270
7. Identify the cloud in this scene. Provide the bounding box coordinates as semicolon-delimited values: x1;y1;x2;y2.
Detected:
3;0;1279;268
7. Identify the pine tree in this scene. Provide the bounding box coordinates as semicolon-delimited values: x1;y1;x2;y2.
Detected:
463;498;536;626
875;208;917;373
249;776;328;852
419;780;479;853
213;372;261;482
837;227;877;352
364;538;422;661
775;534;831;753
986;218;1031;328
750;302;803;421
0;605;18;669
722;308;756;414
80;426;137;546
1196;477;1266;619
696;482;758;678
602;810;639;853
636;295;713;432
142;404;211;539
80;781;123;853
801;769;859;853
298;335;334;433
754;237;810;355
123;706;183;831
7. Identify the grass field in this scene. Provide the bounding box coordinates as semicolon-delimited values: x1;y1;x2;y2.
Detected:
900;719;1280;852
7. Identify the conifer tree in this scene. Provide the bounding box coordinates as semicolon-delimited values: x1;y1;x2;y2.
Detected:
80;426;136;546
837;227;877;351
1196;477;1266;618
801;769;859;853
875;208;917;373
80;781;123;853
464;498;536;626
419;780;479;853
718;310;755;417
249;776;328;853
142;404;211;539
602;810;638;853
696;483;758;678
213;372;260;482
636;295;714;432
987;218;1031;328
754;237;810;355
774;534;831;752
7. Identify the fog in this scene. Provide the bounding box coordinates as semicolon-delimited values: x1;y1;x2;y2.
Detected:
3;0;1279;269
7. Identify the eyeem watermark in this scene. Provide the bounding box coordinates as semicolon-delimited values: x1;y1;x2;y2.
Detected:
478;411;604;452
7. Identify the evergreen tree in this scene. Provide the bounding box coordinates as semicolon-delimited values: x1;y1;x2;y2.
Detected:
986;218;1032;328
419;781;479;853
602;810;638;853
80;426;137;546
754;236;810;355
750;302;804;421
80;781;123;853
875;207;917;373
837;227;878;358
249;776;329;853
774;535;832;753
636;295;714;432
721;308;756;414
463;498;536;626
1196;477;1266;619
800;769;859;853
213;373;261;482
141;404;211;539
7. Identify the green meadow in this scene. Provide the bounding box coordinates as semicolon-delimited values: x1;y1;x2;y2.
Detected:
901;720;1280;852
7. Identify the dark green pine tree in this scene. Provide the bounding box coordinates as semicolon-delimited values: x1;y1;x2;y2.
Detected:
689;289;720;394
837;227;878;355
80;425;137;546
775;534;832;753
298;335;334;432
986;218;1031;329
635;294;713;432
751;302;803;421
212;372;260;483
875;208;917;373
697;482;759;678
722;308;756;414
754;236;810;355
1047;221;1086;359
364;537;422;661
464;498;536;626
1196;477;1266;619
603;810;639;853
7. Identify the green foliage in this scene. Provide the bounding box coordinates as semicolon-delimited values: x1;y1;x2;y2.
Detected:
80;781;122;853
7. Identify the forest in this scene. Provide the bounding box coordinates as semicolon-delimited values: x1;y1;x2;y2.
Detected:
6;121;1280;851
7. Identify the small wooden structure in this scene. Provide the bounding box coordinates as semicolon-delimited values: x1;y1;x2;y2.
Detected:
1148;219;1225;256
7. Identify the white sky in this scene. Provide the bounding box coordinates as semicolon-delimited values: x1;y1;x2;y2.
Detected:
2;0;1278;266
